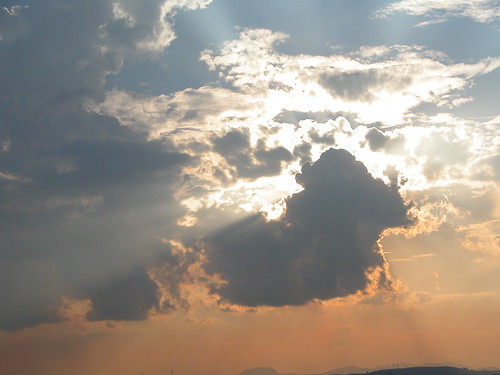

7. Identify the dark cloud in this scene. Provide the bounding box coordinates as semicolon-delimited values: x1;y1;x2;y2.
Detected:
0;117;190;329
364;128;406;154
0;0;184;97
0;0;198;330
0;259;63;331
293;142;313;164
273;110;350;126
211;128;292;180
0;134;190;330
365;128;388;151
384;164;404;191
0;2;111;96
85;268;160;321
58;139;188;186
203;148;411;306
308;128;336;145
318;70;413;102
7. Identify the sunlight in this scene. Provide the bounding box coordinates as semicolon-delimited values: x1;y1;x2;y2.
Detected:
206;171;302;214
261;199;287;221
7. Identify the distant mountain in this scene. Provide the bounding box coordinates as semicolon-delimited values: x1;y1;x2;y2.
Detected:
240;368;289;375
239;365;500;375
373;363;465;371
329;366;372;374
363;367;499;375
238;365;369;375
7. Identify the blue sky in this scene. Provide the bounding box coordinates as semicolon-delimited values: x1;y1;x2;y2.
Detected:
108;0;500;95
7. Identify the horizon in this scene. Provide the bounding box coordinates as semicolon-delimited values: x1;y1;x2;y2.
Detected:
238;363;500;374
166;363;500;375
0;1;499;374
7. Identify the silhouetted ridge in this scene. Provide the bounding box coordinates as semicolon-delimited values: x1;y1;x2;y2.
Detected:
240;368;284;375
356;367;498;375
239;366;500;375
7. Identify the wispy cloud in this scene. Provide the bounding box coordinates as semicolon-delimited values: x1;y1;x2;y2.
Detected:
378;0;500;25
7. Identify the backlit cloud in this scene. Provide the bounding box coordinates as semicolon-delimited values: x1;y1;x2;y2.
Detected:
203;149;411;306
0;0;213;330
200;29;500;125
378;0;500;24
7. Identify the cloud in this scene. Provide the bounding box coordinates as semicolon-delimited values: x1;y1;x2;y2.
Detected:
85;268;160;321
0;0;213;96
203;148;411;307
365;128;389;151
1;4;498;332
458;220;500;268
0;133;190;330
377;0;500;24
92;87;255;139
199;29;500;126
318;70;412;102
90;31;500;226
470;154;500;181
211;128;293;180
0;0;213;331
0;259;64;331
93;31;500;202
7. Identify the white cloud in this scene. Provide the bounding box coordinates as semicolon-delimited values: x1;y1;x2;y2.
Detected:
378;0;500;24
105;0;214;54
200;29;500;126
91;87;255;139
93;30;500;229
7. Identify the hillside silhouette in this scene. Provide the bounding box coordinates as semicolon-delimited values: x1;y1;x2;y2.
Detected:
240;365;500;375
364;367;499;375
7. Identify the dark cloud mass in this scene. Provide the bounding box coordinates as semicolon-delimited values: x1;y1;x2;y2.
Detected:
365;128;388;151
204;148;411;307
273;110;342;125
0;0;195;330
211;128;292;180
0;0;179;96
85;268;160;321
364;128;406;154
0;116;189;330
318;70;413;102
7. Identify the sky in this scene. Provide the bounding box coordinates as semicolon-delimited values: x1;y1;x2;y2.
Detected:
0;1;499;374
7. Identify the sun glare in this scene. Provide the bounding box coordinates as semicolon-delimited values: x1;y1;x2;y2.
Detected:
207;172;302;214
